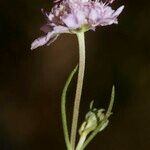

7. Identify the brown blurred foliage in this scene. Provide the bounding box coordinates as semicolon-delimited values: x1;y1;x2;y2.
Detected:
0;0;150;150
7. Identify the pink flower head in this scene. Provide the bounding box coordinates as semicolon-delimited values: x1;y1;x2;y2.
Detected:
31;0;124;50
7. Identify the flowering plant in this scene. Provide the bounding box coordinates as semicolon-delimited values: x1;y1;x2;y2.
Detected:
31;0;124;150
31;0;124;50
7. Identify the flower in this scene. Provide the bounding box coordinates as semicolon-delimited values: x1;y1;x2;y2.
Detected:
31;0;124;50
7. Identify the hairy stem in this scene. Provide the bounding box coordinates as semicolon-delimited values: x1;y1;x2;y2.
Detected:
70;32;86;150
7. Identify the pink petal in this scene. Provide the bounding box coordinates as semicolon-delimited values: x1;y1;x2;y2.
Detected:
31;32;56;50
62;14;79;29
31;26;69;50
112;5;124;17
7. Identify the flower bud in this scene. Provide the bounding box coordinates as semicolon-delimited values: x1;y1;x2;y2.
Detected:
79;105;107;136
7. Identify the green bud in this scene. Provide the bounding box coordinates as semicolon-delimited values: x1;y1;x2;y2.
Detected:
79;101;106;136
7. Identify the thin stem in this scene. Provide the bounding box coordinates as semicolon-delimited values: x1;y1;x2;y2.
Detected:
81;86;115;150
61;65;78;150
70;32;86;150
76;132;88;150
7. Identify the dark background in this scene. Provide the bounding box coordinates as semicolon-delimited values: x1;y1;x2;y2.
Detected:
0;0;150;149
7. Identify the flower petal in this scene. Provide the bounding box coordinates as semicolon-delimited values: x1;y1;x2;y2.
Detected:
112;5;124;17
62;14;79;29
53;26;70;33
31;26;69;50
31;32;56;50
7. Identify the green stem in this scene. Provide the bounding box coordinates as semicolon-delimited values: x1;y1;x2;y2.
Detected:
70;32;86;150
80;86;115;150
76;132;88;150
61;65;78;150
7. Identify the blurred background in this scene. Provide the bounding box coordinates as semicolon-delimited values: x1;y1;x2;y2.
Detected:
0;0;150;149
